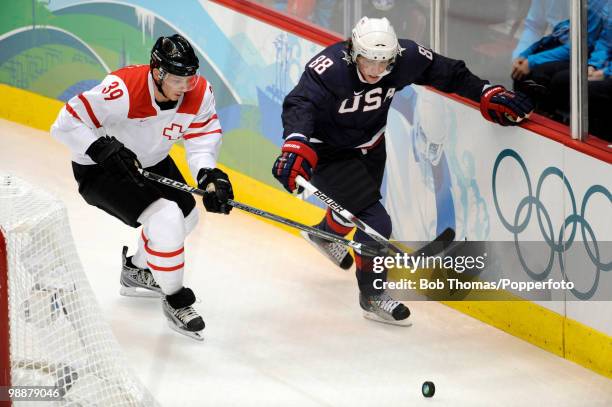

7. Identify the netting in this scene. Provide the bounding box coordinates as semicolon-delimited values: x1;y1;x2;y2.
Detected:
0;173;158;406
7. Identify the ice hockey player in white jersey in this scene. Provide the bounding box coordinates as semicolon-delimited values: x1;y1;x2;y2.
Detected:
51;34;233;341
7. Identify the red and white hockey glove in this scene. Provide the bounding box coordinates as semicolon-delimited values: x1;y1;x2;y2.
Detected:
272;135;318;193
480;85;534;126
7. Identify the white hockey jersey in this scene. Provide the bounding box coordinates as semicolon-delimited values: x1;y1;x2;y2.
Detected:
51;65;222;177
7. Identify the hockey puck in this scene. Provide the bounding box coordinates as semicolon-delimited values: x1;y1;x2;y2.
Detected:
422;381;435;398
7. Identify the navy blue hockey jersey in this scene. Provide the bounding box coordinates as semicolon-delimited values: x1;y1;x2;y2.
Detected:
282;39;488;148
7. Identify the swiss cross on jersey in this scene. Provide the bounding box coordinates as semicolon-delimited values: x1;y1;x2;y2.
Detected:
162;123;184;140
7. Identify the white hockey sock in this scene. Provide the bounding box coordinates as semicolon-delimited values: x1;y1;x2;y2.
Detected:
132;229;148;269
184;207;199;236
137;198;187;295
133;203;199;268
144;233;184;295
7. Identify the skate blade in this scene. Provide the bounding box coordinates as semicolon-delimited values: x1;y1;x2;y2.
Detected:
166;320;204;342
119;286;161;298
300;231;352;270
362;310;412;327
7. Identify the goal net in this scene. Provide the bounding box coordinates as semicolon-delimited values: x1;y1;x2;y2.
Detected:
0;173;158;406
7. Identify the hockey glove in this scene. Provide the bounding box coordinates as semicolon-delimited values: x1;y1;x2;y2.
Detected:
86;136;143;186
197;168;234;214
272;135;318;193
480;85;534;126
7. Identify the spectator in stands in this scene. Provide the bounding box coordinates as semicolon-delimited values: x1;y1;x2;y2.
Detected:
511;0;606;120
511;0;569;61
547;6;611;141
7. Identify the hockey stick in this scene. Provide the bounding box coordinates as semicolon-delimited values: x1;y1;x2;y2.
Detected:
295;175;456;258
140;170;384;257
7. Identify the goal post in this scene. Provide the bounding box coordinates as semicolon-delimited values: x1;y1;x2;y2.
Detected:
1;229;11;392
0;173;158;406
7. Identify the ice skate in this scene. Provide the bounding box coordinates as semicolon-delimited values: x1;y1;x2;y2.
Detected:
359;291;411;326
301;230;354;270
162;287;205;341
120;246;161;298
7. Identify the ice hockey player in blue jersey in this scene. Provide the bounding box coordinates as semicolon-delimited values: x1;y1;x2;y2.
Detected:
272;17;534;326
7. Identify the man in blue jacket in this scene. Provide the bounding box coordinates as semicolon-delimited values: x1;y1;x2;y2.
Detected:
513;0;609;139
511;0;606;82
511;0;606;118
548;5;611;140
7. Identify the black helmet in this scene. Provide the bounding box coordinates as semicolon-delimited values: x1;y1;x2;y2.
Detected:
150;34;199;77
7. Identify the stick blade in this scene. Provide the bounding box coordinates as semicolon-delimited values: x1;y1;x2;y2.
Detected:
411;227;456;257
436;227;456;243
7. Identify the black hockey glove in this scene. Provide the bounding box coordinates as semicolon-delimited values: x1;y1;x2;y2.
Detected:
480;85;534;126
272;135;318;193
85;136;143;186
197;168;234;214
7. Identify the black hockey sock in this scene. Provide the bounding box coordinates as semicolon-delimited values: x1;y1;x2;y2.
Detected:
166;287;196;309
356;266;387;296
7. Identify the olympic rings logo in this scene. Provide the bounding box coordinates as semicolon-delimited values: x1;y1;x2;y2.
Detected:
492;149;611;300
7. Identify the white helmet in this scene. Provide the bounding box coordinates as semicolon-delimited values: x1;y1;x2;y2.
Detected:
351;17;401;62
